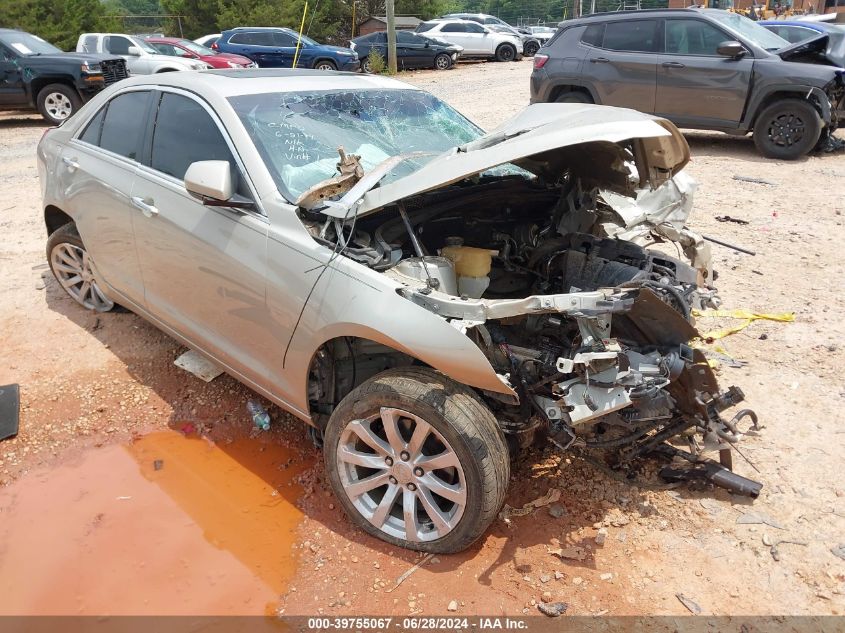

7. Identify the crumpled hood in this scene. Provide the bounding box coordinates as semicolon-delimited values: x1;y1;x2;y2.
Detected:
324;103;689;218
777;31;845;67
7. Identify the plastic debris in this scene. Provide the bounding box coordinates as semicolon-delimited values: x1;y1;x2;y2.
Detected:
732;175;777;186
676;593;701;615
548;545;588;561
247;400;271;431
385;553;433;593
174;349;223;382
736;511;785;530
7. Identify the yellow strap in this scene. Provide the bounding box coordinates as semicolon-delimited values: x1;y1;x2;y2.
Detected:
692;308;794;341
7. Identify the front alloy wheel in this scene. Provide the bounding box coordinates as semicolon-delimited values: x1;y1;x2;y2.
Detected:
324;368;509;553
752;99;822;160
337;407;467;543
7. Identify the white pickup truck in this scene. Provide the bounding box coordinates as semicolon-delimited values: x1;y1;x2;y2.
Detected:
77;33;212;74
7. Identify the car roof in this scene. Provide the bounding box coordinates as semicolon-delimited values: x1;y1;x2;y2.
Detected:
559;7;707;25
761;20;826;29
110;69;419;98
145;36;188;43
424;18;487;24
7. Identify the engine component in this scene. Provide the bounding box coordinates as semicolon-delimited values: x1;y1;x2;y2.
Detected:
441;238;498;299
392;256;458;296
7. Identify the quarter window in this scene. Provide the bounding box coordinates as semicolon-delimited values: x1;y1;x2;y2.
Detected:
79;107;106;145
150;93;247;196
602;20;658;53
581;23;605;47
98;91;151;160
665;19;732;55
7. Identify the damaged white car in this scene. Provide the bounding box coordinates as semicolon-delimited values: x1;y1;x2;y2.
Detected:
38;70;760;553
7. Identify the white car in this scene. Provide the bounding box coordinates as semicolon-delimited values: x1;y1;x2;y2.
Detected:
415;19;522;62
77;33;212;74
194;33;222;49
527;26;557;43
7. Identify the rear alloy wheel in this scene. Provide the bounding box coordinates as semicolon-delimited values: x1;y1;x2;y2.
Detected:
47;223;114;312
495;43;516;62
524;41;539;57
37;84;81;125
361;57;373;73
324;367;509;553
752;99;821;160
314;60;337;71
434;53;452;70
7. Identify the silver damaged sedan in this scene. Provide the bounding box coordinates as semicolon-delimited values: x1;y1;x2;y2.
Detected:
39;69;760;553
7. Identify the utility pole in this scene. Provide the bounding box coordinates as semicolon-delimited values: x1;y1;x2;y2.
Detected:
386;0;397;74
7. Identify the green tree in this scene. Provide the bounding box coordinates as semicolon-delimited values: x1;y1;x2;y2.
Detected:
158;0;218;38
0;0;120;50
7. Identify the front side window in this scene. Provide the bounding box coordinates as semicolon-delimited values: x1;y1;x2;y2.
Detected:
150;93;238;184
105;36;134;55
229;89;484;200
665;19;732;55
416;23;436;33
442;23;467;33
272;31;298;46
602;20;658;53
97;91;151;160
465;23;487;34
708;11;788;50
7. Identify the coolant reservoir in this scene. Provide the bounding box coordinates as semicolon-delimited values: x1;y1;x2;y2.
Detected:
440;238;498;299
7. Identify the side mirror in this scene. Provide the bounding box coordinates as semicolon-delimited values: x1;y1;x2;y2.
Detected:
185;160;233;202
127;46;142;56
424;40;430;47
717;40;746;58
185;160;255;210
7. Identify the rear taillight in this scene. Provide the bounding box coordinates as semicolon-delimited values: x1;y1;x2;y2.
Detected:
211;42;219;50
533;53;549;70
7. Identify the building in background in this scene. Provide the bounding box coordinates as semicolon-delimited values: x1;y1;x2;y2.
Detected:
357;16;422;36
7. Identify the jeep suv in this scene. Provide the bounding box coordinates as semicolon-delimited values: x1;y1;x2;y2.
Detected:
215;27;359;71
530;9;845;160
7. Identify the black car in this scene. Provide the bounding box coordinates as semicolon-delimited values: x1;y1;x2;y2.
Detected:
0;29;128;124
351;30;460;72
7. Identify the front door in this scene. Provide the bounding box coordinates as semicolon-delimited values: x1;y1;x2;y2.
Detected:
129;90;273;387
396;31;428;68
59;90;152;307
584;18;660;112
656;18;753;127
0;45;26;106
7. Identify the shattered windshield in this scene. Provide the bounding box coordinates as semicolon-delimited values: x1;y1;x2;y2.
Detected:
709;11;788;51
229;89;489;201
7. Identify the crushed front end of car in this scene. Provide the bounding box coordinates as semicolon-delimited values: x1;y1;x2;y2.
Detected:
299;103;762;497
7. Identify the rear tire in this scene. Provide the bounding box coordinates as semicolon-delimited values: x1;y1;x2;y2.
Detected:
495;43;516;62
361;57;372;73
36;84;81;125
752;99;821;160
433;53;452;70
323;367;509;553
555;90;593;104
47;223;115;312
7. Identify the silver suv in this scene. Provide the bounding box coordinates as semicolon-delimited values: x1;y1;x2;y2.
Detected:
39;70;759;553
531;9;845;160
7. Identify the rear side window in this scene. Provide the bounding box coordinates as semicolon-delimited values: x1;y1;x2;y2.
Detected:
230;32;273;46
442;23;467;33
602;20;658;52
665;19;731;55
98;91;151;160
581;23;605;47
150;92;248;196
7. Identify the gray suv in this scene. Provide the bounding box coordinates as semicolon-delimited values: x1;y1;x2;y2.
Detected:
530;9;845;160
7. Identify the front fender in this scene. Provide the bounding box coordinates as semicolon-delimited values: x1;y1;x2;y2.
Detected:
283;260;516;418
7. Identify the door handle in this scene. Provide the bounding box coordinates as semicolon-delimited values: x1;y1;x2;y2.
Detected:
62;156;79;172
131;196;159;218
590;57;610;63
662;61;685;68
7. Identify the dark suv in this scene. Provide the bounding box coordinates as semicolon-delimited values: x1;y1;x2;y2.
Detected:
216;27;359;71
0;28;128;124
530;9;845;159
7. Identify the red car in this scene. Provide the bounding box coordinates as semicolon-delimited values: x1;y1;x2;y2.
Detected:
145;37;256;69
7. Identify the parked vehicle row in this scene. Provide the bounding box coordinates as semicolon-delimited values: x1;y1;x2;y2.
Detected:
416;19;523;62
350;31;461;72
77;33;213;73
530;8;845;159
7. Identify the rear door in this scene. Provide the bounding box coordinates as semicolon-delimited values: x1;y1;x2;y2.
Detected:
438;23;476;53
129;90;272;387
271;30;299;68
0;45;26;106
656;18;752;127
60;90;153;307
584;19;660;112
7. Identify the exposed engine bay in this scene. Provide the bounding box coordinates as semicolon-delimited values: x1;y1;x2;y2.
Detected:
302;159;761;497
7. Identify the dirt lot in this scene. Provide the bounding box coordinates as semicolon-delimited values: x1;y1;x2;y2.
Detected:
1;59;845;617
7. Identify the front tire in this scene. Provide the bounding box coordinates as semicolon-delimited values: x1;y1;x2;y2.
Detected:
314;59;337;71
524;41;539;57
752;99;821;160
47;223;114;312
323;367;509;553
37;84;81;125
495;43;516;62
433;53;452;71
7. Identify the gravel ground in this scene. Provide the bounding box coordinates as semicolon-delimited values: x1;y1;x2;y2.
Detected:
1;59;844;616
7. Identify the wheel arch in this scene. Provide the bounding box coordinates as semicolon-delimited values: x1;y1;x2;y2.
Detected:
44;205;74;237
312;57;337;69
548;82;597;104
31;78;81;105
744;86;831;130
